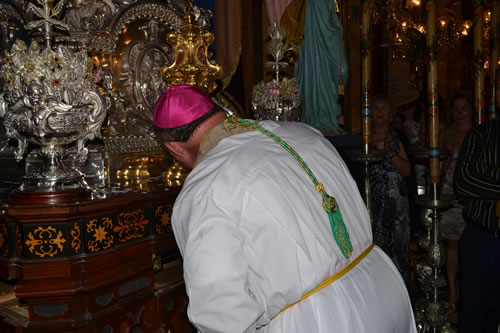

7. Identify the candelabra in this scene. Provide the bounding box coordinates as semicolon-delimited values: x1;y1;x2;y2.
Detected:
371;0;472;55
414;189;453;332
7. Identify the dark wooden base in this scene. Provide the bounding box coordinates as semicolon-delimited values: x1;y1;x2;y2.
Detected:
0;260;195;332
9;189;91;205
0;186;194;332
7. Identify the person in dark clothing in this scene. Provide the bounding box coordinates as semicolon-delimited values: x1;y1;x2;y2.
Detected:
394;126;419;237
455;117;500;333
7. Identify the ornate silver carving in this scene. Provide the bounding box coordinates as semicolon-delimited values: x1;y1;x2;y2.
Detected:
103;136;163;155
15;0;209;137
415;192;454;332
251;97;302;122
0;2;24;23
252;24;301;122
112;3;182;41
0;2;25;57
266;24;294;83
0;35;106;192
133;43;170;113
65;0;116;31
26;0;69;48
0;0;214;190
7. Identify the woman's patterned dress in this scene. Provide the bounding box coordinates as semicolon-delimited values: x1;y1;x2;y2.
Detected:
370;132;411;283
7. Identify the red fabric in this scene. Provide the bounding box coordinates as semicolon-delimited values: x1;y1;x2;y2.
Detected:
265;0;294;25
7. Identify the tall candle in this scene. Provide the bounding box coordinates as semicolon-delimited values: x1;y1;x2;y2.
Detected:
361;0;371;154
426;0;440;186
474;0;486;124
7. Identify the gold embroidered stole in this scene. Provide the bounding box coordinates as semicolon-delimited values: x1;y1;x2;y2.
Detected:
194;119;256;167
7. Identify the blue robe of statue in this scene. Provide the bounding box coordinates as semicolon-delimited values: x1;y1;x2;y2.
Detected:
294;0;348;133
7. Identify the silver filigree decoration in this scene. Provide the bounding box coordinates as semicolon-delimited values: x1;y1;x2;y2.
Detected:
112;3;182;47
266;24;294;82
26;0;69;48
64;0;116;31
251;24;301;122
0;3;23;22
0;37;106;191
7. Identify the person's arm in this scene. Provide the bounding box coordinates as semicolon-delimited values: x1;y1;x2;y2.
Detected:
486;166;500;180
173;193;264;333
440;133;454;176
454;126;500;200
389;143;411;177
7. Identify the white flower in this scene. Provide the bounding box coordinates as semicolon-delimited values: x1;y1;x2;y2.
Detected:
0;40;95;108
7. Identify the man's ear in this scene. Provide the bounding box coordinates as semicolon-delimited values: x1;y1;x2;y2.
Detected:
163;141;184;160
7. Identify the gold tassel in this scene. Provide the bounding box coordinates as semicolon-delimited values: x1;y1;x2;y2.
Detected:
337;76;345;96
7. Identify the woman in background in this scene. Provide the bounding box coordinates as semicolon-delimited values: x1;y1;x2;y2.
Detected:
370;94;412;283
439;92;474;311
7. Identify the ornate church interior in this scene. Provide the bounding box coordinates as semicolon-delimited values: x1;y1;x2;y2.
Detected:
0;0;498;332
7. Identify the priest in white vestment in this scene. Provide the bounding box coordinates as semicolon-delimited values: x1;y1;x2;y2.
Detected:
153;84;417;333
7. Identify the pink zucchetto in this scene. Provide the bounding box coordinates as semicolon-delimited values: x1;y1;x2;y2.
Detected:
153;84;215;128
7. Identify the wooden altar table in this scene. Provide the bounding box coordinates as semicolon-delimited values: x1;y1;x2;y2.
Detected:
0;186;195;332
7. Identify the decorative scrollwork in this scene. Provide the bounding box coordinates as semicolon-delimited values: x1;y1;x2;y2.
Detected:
112;3;182;48
87;217;114;253
155;204;173;235
114;209;149;242
16;225;22;255
70;222;81;254
0;3;23;23
87;34;116;53
0;223;8;257
161;4;221;94
75;91;107;155
0;36;107;192
25;226;66;258
0;1;24;54
64;0;116;32
133;43;170;113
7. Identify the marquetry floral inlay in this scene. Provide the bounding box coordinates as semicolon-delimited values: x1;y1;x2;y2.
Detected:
25;226;66;258
114;209;149;242
87;217;114;253
71;222;81;254
155;205;173;235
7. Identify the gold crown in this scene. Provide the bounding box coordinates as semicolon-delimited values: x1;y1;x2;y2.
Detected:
161;0;222;93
